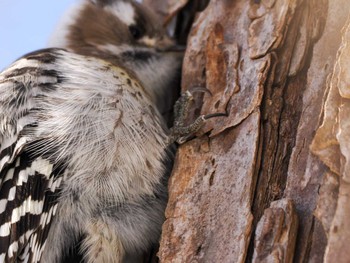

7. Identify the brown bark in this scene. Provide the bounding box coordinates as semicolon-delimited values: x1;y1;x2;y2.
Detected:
252;199;298;263
148;0;350;262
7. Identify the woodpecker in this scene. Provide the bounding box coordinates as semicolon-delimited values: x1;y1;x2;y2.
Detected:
0;0;185;262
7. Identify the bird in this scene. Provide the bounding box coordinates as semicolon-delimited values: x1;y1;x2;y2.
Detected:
0;0;184;262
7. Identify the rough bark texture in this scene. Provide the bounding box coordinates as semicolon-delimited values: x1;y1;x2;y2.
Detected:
252;199;298;263
147;0;350;262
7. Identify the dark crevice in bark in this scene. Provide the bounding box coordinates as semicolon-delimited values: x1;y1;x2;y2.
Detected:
174;0;210;45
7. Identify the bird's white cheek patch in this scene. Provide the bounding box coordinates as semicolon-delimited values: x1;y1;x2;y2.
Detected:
105;2;135;26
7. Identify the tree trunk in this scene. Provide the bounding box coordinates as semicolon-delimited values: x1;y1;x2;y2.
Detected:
148;0;350;262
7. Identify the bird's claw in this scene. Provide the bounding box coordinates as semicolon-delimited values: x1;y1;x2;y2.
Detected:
168;89;227;145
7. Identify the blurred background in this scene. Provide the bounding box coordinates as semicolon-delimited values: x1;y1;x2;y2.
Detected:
0;0;76;70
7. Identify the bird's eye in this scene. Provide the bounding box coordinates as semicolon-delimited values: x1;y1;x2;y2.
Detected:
128;25;144;40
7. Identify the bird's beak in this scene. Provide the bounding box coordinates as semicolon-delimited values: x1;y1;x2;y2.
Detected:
155;36;186;53
139;35;186;53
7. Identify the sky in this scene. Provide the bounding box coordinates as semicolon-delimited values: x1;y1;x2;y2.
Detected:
0;0;77;70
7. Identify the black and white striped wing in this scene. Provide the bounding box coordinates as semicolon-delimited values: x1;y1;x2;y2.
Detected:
0;49;65;262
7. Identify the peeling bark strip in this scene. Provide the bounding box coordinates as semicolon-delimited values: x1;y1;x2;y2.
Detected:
310;16;350;263
311;16;350;182
252;199;298;263
155;0;350;262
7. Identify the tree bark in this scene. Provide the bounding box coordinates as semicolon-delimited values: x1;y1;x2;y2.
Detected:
148;0;350;262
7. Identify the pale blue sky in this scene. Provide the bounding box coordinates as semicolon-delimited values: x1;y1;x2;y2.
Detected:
0;0;77;70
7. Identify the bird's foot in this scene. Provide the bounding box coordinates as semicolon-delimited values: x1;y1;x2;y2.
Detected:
168;88;227;144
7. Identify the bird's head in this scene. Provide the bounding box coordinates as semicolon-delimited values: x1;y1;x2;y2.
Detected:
60;0;176;55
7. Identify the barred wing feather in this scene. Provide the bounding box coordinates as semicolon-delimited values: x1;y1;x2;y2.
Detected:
0;49;65;262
